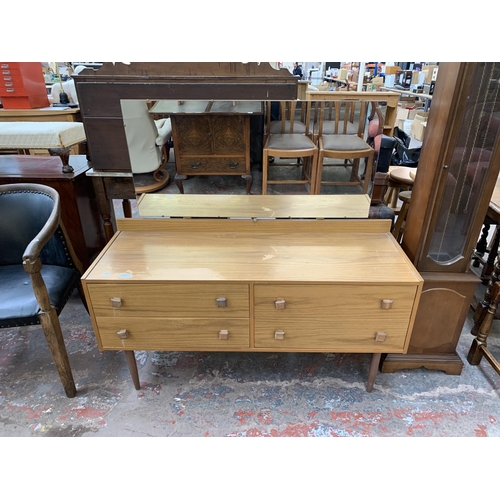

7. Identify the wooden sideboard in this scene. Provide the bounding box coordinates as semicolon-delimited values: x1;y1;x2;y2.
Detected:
81;215;423;392
150;100;262;194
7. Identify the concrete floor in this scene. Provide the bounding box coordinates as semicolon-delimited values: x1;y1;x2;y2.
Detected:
1;156;500;437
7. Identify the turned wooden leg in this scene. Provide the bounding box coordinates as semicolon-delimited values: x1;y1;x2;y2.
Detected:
481;226;500;280
366;352;381;393
49;147;74;173
468;281;500;366
472;254;500;335
473;221;491;267
90;176;115;242
125;351;141;390
242;174;253;195
174;173;187;194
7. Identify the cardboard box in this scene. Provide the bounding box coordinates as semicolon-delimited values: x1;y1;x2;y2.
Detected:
411;111;429;141
338;68;348;80
384;65;401;75
423;65;439;83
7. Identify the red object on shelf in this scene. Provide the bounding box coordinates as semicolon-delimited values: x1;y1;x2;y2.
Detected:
0;62;49;109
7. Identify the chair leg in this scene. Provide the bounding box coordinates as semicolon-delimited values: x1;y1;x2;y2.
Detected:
392;199;410;243
39;308;77;398
311;149;319;194
361;152;374;194
316;150;324;194
262;149;269;195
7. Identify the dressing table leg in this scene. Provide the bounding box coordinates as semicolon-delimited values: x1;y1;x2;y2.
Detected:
366;352;381;392
125;351;141;390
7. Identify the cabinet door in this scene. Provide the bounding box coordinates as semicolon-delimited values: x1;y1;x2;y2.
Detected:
212;115;247;155
174;115;212;155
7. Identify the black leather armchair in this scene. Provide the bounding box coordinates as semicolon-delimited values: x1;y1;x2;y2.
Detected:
0;183;83;397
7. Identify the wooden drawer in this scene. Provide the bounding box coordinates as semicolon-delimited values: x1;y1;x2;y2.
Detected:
254;317;410;352
95;317;250;350
86;283;249;318
254;284;417;318
177;156;247;174
254;284;417;351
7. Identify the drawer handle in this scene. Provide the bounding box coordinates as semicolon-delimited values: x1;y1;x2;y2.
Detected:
6;89;14;93
117;329;129;340
3;76;12;81
381;299;394;310
275;299;286;310
2;70;11;74
228;162;239;169
216;297;227;308
218;330;229;340
4;82;13;87
110;297;122;308
189;162;201;169
1;64;9;69
274;330;285;340
375;332;387;342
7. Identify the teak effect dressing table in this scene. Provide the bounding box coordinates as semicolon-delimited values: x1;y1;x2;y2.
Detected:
82;195;423;392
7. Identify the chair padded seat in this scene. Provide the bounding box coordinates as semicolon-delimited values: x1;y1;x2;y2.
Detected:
320;121;358;135
267;134;316;151
322;134;371;151
0;265;80;328
269;121;307;134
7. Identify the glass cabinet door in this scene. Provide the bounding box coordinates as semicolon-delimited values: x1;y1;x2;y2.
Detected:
425;62;500;269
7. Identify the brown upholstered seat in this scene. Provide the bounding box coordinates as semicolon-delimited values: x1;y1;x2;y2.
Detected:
269;120;307;134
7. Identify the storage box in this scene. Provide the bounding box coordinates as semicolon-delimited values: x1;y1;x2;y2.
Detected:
423;65;439;84
338;68;348;80
384;65;401;75
411;111;429;141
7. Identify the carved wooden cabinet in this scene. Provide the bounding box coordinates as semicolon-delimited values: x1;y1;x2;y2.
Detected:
381;62;500;375
150;100;262;194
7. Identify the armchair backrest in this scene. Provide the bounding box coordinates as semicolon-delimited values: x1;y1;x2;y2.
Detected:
121;99;163;174
0;184;75;269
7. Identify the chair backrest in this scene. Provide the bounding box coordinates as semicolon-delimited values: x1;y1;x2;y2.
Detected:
0;184;74;269
121;99;163;174
265;100;312;136
314;99;369;137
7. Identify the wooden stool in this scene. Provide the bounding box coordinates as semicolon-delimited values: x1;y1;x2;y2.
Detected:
384;166;416;210
392;190;412;243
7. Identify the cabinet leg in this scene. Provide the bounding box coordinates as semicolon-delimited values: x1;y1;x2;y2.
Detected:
125;351;141;390
174;174;187;194
366;352;381;393
242;174;253;194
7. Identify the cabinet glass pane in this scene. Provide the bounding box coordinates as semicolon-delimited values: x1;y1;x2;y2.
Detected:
428;62;500;264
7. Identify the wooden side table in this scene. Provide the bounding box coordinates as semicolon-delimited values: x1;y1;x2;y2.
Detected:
0;154;106;270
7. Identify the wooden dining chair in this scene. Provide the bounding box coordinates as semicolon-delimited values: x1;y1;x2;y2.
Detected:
315;99;374;194
262;100;318;195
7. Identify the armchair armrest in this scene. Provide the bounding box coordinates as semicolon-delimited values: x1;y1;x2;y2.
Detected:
154;117;172;147
21;185;61;266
